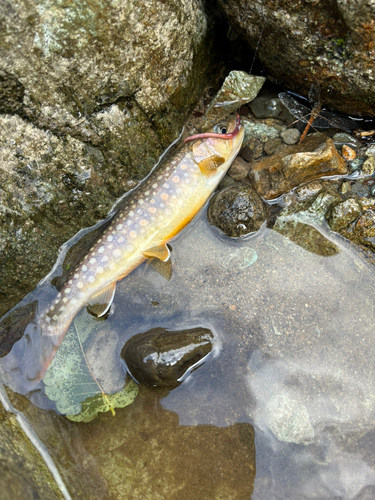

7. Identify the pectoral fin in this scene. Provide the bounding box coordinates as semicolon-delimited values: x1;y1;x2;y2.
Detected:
198;155;225;176
87;282;116;318
143;243;170;262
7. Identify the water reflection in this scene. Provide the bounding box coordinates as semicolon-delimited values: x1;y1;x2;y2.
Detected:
0;207;374;498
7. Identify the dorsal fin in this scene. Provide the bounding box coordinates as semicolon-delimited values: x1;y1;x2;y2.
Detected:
198;155;225;176
87;282;116;318
143;243;170;262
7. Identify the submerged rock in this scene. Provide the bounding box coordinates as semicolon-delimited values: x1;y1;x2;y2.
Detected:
326;198;362;231
264;393;315;445
121;327;214;388
207;184;266;237
248;134;347;200
227;156;251;181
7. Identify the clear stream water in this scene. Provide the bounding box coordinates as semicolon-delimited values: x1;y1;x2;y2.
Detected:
1;203;375;499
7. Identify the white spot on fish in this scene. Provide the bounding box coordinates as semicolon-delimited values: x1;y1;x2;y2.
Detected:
97;266;103;273
163;183;170;189
113;248;121;257
68;280;73;285
118;236;124;243
46;316;51;323
74;273;79;278
127;220;132;226
89;258;96;264
107;235;113;242
98;246;105;253
62;297;68;303
144;191;150;196
160;202;165;208
140;219;148;226
53;315;58;321
50;305;55;311
129;210;134;216
82;265;87;272
98;239;102;243
57;293;62;299
116;224;123;230
152;183;157;188
77;282;83;289
71;298;78;305
88;276;95;283
138;199;144;205
65;288;71;294
101;255;108;262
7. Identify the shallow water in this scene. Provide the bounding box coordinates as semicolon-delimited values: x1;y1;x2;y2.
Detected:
1;205;375;499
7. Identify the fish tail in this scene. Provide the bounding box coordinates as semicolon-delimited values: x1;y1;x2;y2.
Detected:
0;313;68;395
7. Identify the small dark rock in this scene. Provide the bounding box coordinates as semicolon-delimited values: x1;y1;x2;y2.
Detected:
228;157;251;181
207;184;266;237
240;145;253;162
121;327;214;388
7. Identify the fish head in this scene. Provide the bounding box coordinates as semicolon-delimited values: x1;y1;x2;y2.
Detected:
190;115;244;177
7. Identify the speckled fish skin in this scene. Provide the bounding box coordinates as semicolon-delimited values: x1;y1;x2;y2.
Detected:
15;116;244;386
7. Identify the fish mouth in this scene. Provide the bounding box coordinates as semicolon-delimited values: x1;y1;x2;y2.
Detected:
184;115;241;144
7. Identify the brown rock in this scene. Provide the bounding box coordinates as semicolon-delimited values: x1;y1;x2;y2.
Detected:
248;134;347;200
228;157;251;181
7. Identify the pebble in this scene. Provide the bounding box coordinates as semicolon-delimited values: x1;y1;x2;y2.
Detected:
365;144;375;156
361;157;375;176
326;198;362;231
341;144;356;161
228;157;251;181
280;128;301;145
240;146;253;162
349;158;364;172
250;97;284;118
332;132;362;150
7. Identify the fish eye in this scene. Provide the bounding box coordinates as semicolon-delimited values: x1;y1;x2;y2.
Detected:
214;123;228;134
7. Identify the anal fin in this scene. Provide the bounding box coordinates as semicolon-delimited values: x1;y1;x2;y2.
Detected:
143;243;170;262
87;282;116;318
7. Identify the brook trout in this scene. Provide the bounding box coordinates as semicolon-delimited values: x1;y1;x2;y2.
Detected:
2;115;244;393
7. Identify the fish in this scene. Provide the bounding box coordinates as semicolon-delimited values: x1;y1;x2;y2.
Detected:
1;115;244;394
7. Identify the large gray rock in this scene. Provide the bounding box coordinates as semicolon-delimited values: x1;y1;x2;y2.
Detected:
217;0;375;116
0;0;213;316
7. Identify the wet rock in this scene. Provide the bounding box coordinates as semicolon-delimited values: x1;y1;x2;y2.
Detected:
341;144;356;161
243;119;280;144
365;144;375;156
295;181;322;200
248;134;347;200
0;0;214;317
202;71;265;128
239;145;253;162
354;210;375;242
264;137;282;156
121;327;214;388
280;128;301;145
218;175;236;190
228;157;251;181
217;0;375;116
326;198;362;231
332;132;362;150
349;158;364;172
362;157;375;176
351;182;370;197
0;404;65;500
207;184;266;237
264;393;314;445
250;97;291;121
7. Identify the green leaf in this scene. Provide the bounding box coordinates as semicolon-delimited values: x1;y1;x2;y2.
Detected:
67;381;138;423
43;308;138;420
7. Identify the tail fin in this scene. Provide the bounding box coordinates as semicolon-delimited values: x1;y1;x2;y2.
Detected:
0;317;63;395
